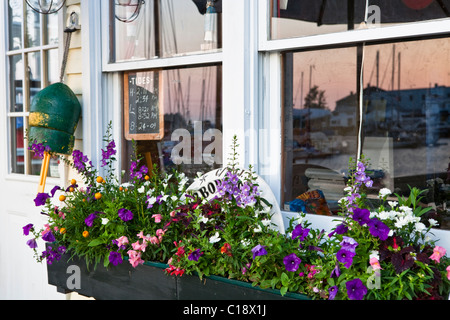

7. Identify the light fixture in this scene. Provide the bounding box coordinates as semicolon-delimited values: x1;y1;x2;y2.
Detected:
25;0;66;14
115;0;145;23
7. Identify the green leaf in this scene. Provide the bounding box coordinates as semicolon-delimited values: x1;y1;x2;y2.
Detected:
281;272;289;287
88;238;104;247
280;286;288;296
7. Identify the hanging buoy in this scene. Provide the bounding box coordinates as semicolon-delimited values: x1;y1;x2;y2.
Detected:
29;82;81;193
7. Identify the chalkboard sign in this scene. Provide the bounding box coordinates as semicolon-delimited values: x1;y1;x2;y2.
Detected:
124;71;164;140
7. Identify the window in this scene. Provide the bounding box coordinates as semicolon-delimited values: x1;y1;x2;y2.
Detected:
282;37;450;231
6;0;60;176
270;0;450;40
107;1;223;181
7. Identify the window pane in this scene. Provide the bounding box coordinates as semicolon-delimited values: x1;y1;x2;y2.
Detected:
10;117;25;174
45;13;59;45
122;65;223;181
26;4;41;47
112;0;222;62
29;150;60;177
46;49;59;84
10;54;24;113
271;0;450;40
361;38;450;229
8;0;23;50
27;51;42;107
160;0;221;58
283;48;358;214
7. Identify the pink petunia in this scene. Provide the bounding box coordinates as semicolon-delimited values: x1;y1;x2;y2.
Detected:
127;250;144;268
132;240;147;252
446;266;450;281
370;257;382;270
430;246;446;263
116;236;129;247
152;214;162;223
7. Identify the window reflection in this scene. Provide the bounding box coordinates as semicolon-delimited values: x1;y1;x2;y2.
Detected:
271;0;450;40
112;0;222;62
283;48;357;214
26;4;41;47
361;38;450;229
10;117;24;174
283;37;450;230
8;0;22;50
10;55;24;113
122;65;222;181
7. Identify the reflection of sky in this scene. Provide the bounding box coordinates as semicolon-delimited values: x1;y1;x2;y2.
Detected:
292;38;450;111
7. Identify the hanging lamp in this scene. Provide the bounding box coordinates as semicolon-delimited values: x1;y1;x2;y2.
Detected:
115;0;145;23
25;0;66;14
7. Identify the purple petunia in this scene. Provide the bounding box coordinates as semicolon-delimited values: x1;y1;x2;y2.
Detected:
109;251;123;266
34;193;50;206
42;230;56;243
50;186;61;197
328;286;338;300
23;224;34;236
328;223;348;238
352;208;371;226
85;213;97;227
367;218;390;241
336;248;355;268
118;208;134;222
251;244;267;259
27;238;38;249
283;253;302;272
340;236;358;253
292;224;311;241
330;262;341;278
346;278;367;300
188;249;203;262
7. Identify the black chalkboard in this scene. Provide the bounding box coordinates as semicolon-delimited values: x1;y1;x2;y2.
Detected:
124;71;164;140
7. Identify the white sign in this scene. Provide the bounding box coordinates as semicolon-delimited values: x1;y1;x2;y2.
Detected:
187;168;285;233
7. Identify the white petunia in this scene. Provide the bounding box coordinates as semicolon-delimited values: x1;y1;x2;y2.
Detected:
209;232;221;243
198;215;209;224
414;222;426;233
101;218;110;225
428;218;439;227
388;201;398;208
253;225;262;233
378;188;392;199
261;219;271;227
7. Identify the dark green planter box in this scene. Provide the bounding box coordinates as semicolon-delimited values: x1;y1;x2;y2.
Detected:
47;252;309;300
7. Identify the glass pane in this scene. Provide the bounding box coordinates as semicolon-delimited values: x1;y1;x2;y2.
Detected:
27;51;42;107
113;0;222;62
26;3;41;47
47;49;59;85
10;54;24;112
10;117;25;174
114;0;156;62
45;13;59;45
283;48;358;214
8;0;23;50
160;0;222;58
122;65;223;181
271;0;450;40
29;150;60;178
361;38;450;230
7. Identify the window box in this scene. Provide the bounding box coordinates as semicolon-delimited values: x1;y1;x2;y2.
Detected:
46;250;310;300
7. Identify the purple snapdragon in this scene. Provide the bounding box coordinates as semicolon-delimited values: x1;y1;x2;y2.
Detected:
72;149;92;174
130;160;148;180
101;140;117;167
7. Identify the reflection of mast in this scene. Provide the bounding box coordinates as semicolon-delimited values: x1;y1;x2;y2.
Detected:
392;45;395;91
398;52;401;91
376;50;379;88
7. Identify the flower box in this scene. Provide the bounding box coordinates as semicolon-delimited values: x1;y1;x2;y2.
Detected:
46;251;310;300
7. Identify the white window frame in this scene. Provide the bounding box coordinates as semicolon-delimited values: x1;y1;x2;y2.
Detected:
257;1;450;242
1;1;64;184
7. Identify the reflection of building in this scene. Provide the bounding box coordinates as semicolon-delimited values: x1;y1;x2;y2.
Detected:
331;85;450;145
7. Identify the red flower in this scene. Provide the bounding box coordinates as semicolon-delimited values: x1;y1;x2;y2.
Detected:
220;243;232;257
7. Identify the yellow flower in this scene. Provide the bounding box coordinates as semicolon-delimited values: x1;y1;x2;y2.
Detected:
95;192;102;200
59;194;66;201
82;230;89;238
96;176;104;183
70;179;77;185
60;228;66;234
